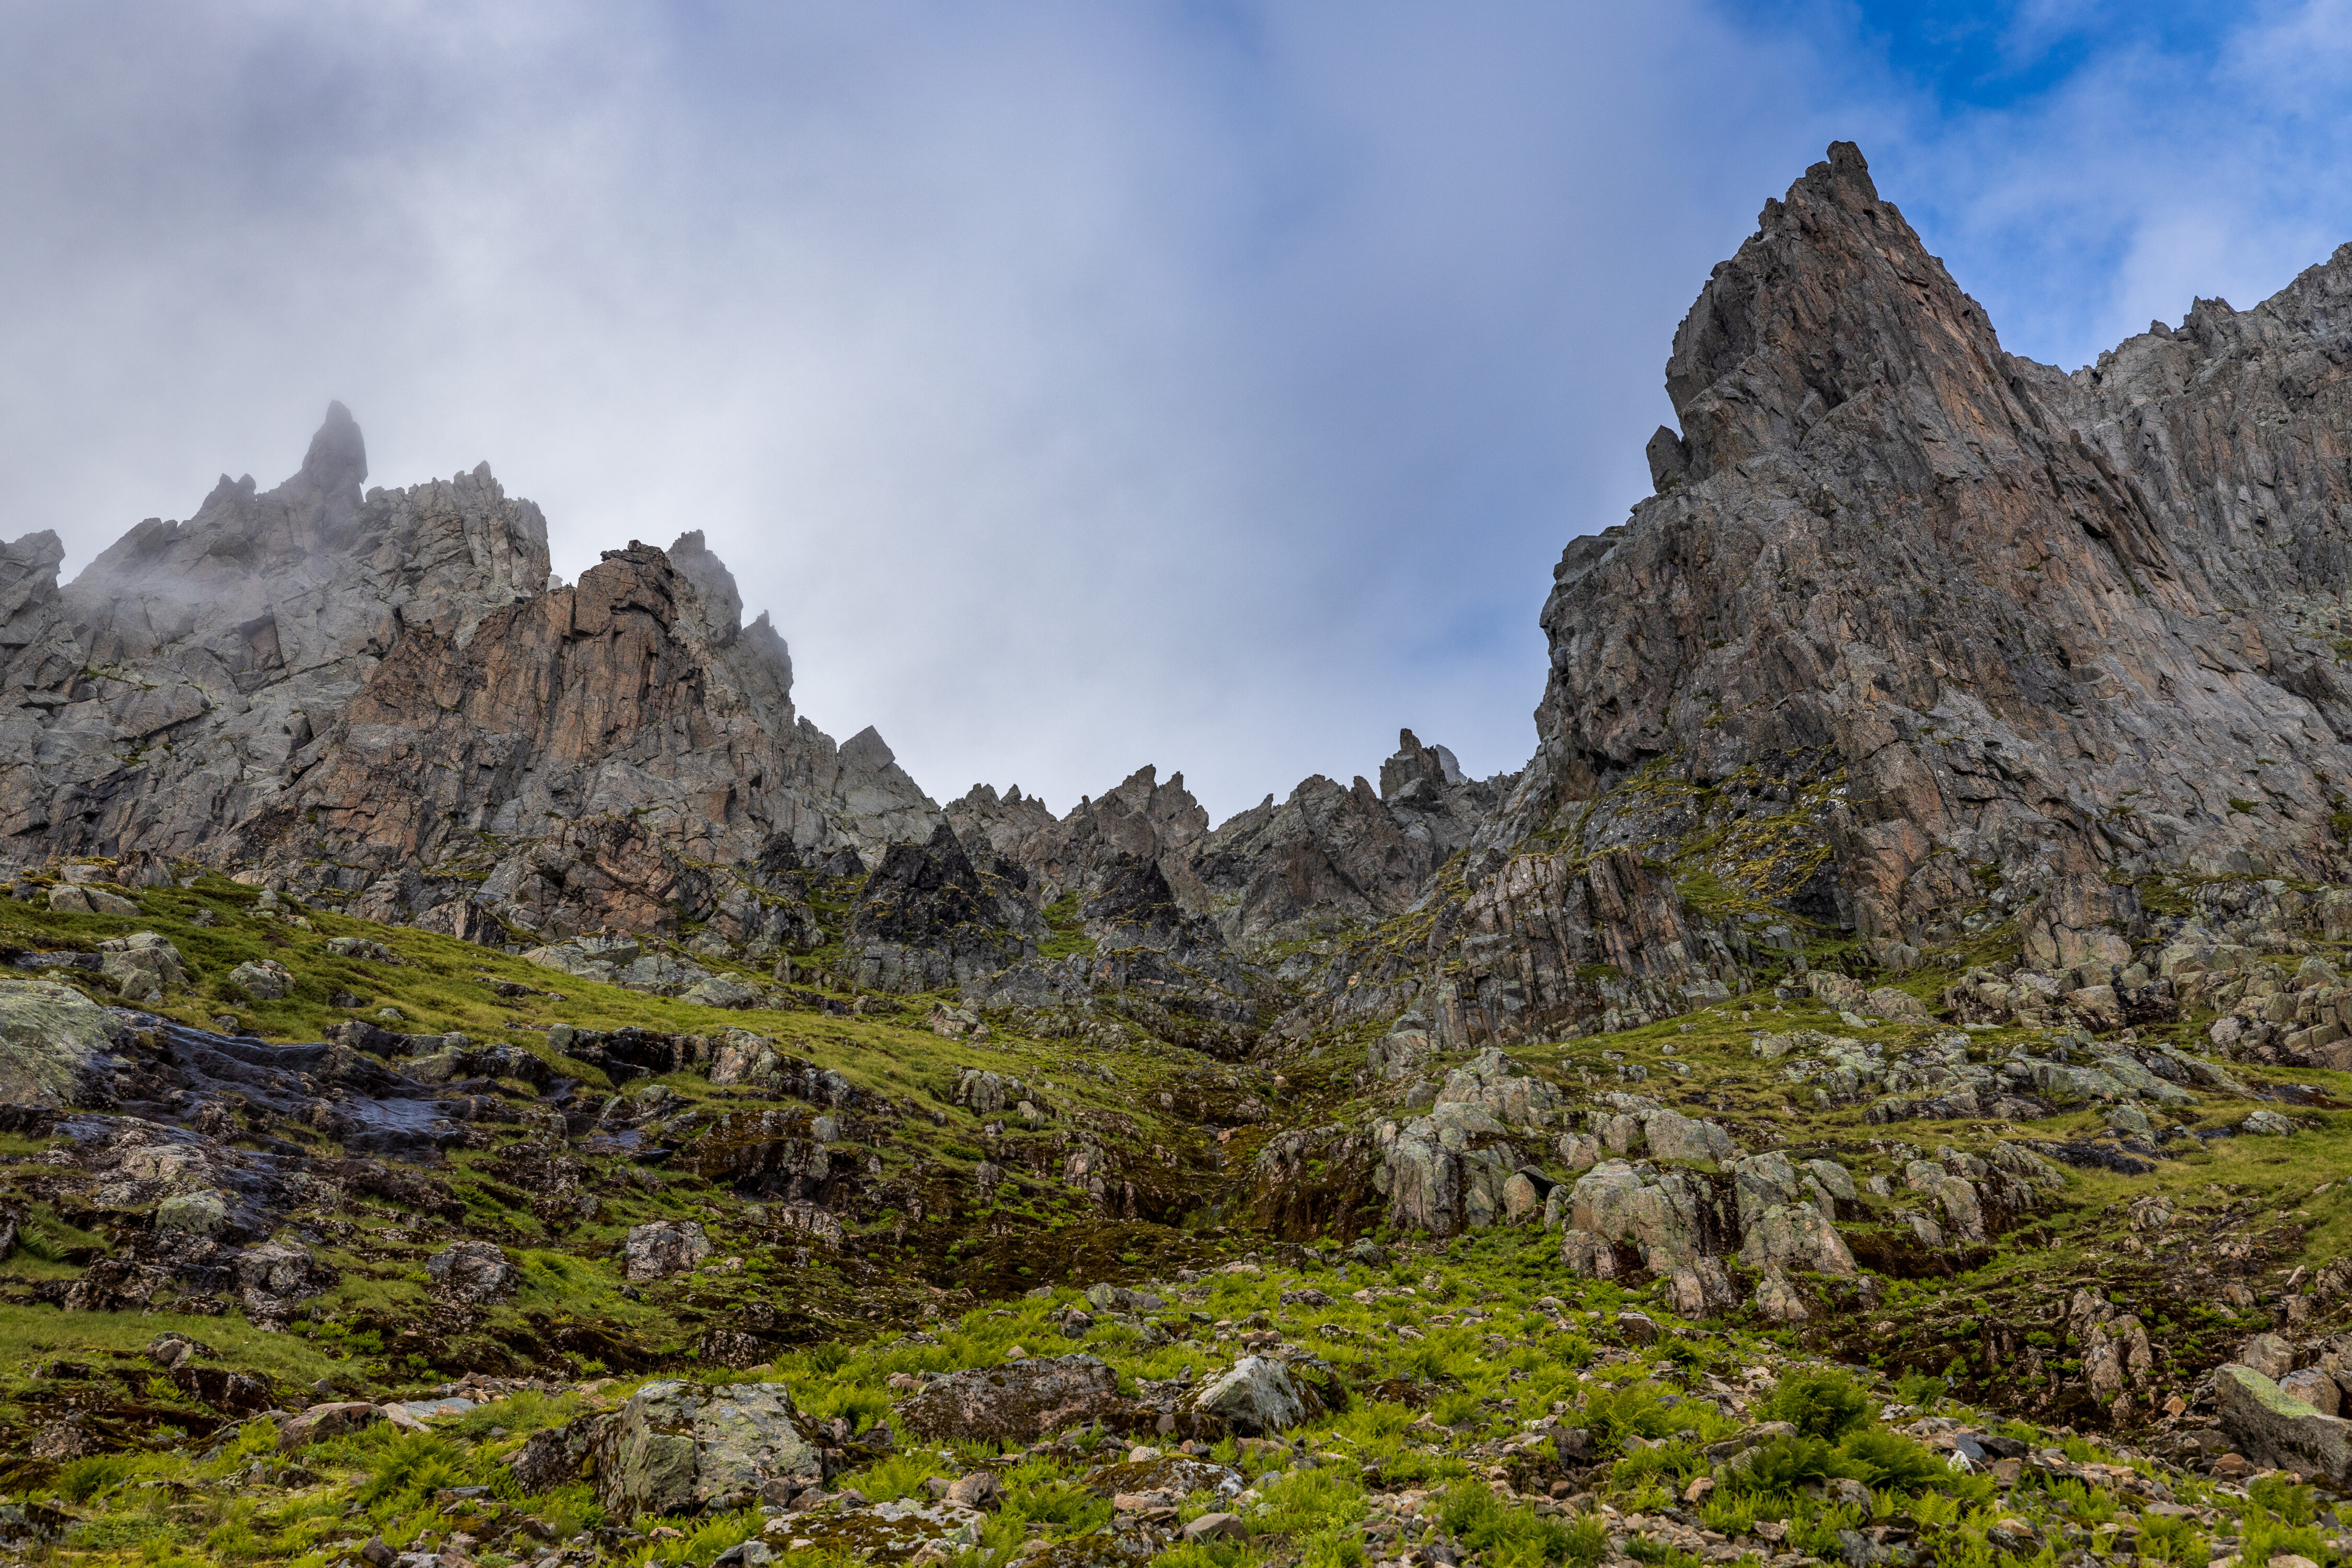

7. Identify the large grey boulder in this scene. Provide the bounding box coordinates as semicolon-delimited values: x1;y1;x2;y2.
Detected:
595;1380;823;1517
681;975;760;1009
897;1354;1122;1443
51;883;137;916
1737;1203;1855;1276
1434;1048;1560;1128
1373;1105;1523;1235
227;960;292;1001
428;1240;518;1302
1642;1108;1735;1163
278;1400;382;1453
0;978;120;1106
2216;1363;2352;1482
1559;1160;1713;1271
99;932;186;1005
1191;1354;1318;1436
155;1189;230;1236
622;1220;711;1281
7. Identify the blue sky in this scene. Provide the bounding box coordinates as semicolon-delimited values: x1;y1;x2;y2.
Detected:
3;2;2350;821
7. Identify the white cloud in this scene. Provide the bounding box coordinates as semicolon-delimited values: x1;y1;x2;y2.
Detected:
0;1;1865;823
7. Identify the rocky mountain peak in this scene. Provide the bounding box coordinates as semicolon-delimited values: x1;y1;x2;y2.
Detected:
293;398;368;508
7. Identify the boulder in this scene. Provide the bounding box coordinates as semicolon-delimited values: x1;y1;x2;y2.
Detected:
682;975;762;1009
51;884;138;916
595;1380;823;1517
2239;1332;2299;1380
234;1241;315;1302
897;1354;1122;1443
1643;1109;1735;1163
279;1400;383;1452
1864;986;1933;1024
1190;1355;1318;1436
0;978;120;1107
1805;972;1871;1013
1737;1203;1856;1276
1183;1514;1247;1543
1561;1160;1714;1270
428;1240;518;1302
1667;1258;1739;1318
2215;1363;2352;1483
1754;1269;1808;1322
2281;1369;2344;1417
622;1220;712;1281
227;960;293;1001
506;1420;605;1493
155;1190;230;1237
2243;1109;2296;1136
326;936;399;963
98;932;186;1005
1434;1048;1561;1128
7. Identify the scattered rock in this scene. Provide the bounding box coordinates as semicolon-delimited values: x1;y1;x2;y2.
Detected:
98;931;186;1004
278;1401;384;1452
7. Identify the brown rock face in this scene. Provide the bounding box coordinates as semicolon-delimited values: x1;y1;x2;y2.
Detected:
1530;142;2352;953
295;540;846;873
0;409;941;933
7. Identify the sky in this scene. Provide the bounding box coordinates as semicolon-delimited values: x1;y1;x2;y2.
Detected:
5;2;2352;824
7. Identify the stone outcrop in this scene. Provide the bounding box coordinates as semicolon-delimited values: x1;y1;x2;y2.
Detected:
0;407;940;931
0;979;121;1106
1522;141;2352;967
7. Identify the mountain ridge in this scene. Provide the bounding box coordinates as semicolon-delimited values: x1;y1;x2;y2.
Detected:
8;145;2352;1549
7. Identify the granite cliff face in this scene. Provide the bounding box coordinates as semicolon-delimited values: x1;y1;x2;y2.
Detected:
1532;143;2352;961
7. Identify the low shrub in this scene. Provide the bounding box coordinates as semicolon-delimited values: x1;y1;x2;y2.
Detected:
1759;1369;1871;1442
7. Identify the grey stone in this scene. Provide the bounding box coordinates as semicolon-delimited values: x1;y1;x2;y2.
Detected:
2281;1368;2344;1417
227;960;292;1001
2240;1332;2299;1380
0;978;119;1106
278;1401;382;1452
897;1355;1121;1443
1190;1354;1317;1436
595;1379;823;1517
1183;1514;1246;1542
2215;1363;2352;1483
621;1220;711;1281
1738;1203;1856;1276
428;1239;518;1302
99;931;185;1005
681;974;761;1009
155;1189;230;1236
